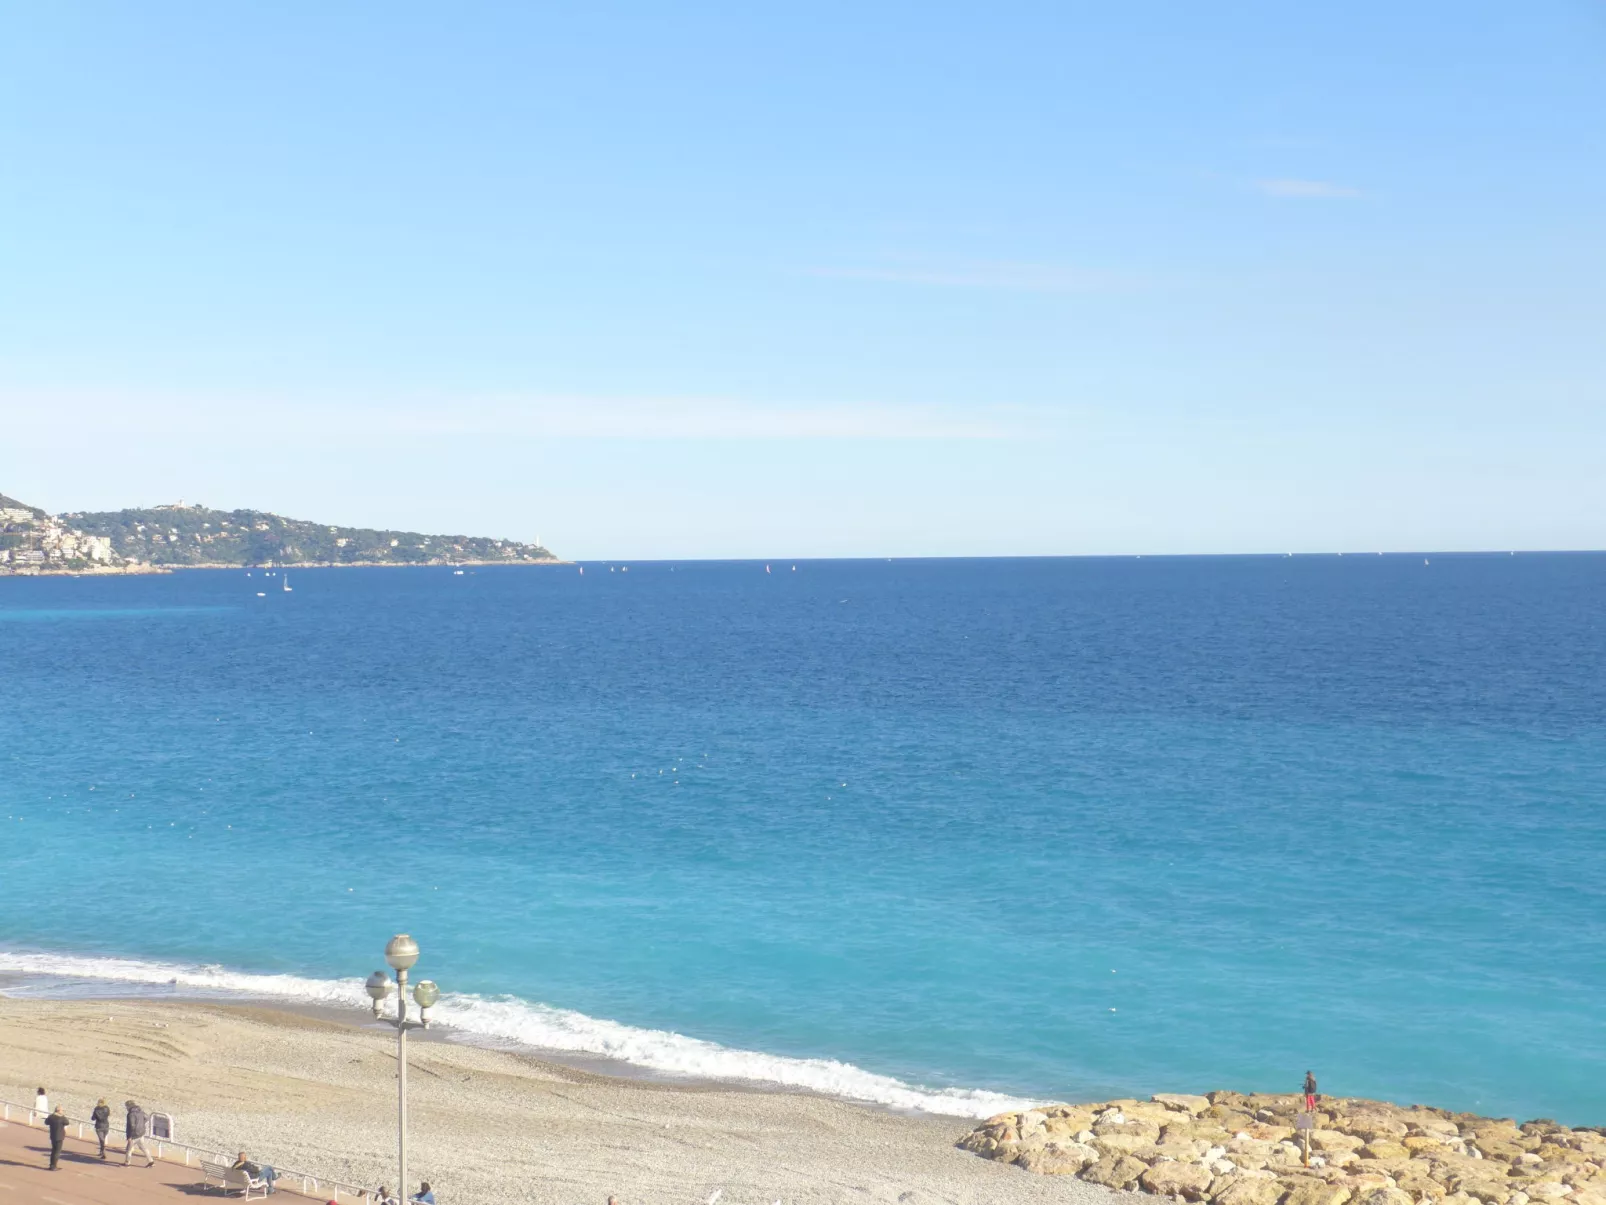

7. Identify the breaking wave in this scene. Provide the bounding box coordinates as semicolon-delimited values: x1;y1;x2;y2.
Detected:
0;949;1037;1119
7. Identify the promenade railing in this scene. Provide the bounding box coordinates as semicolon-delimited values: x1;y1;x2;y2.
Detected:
0;1096;380;1201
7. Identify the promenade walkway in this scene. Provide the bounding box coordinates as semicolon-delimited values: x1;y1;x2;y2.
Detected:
0;1115;328;1204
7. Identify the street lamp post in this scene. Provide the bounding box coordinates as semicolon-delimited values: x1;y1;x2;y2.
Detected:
365;935;440;1202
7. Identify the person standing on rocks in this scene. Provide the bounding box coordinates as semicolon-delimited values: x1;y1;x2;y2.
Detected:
1303;1070;1318;1112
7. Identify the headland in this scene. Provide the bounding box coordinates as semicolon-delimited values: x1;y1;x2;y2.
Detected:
0;492;558;575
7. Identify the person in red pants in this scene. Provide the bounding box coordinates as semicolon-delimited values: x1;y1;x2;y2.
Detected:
1304;1070;1318;1112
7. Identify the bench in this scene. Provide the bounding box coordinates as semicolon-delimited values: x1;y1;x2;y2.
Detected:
200;1159;270;1198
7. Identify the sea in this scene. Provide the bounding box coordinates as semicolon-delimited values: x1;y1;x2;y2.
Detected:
1;556;1603;1124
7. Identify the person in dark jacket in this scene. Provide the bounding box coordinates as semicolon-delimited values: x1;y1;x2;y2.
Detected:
45;1106;69;1170
124;1100;155;1167
91;1098;111;1158
234;1151;279;1194
1303;1070;1318;1112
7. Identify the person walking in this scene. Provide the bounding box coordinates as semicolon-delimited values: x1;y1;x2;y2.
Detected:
45;1106;69;1170
91;1098;111;1158
34;1086;49;1117
1303;1070;1318;1112
124;1099;155;1167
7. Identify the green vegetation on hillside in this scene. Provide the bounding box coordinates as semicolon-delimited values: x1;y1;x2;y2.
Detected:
61;503;554;567
0;493;46;518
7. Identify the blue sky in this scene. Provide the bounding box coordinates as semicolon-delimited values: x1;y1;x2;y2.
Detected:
2;2;1603;557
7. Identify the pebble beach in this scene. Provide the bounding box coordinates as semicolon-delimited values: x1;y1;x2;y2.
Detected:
0;996;1140;1205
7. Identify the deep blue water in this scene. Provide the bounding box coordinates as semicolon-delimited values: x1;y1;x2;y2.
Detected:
1;556;1603;1121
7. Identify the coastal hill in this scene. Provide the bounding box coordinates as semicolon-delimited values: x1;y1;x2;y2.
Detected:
1;491;555;572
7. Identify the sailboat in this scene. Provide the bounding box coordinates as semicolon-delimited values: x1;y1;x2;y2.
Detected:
282;571;292;592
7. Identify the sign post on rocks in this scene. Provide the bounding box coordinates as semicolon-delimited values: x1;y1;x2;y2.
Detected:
1295;1111;1314;1166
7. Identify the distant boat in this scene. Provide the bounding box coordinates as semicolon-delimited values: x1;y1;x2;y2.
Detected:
453;568;464;576
282;572;291;592
255;591;266;597
765;564;771;574
578;566;584;575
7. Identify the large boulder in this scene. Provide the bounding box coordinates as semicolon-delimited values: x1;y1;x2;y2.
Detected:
1350;1119;1411;1142
1312;1132;1367;1153
1350;1189;1414;1205
1141;1161;1217;1199
1213;1110;1260;1133
1083;1155;1150;1190
1215;1179;1287;1205
1096;1130;1165;1156
1389;1160;1447;1198
1280;1179;1353;1205
1406;1143;1458;1163
1538;1147;1591;1166
1155;1094;1214;1116
1016;1145;1097;1175
1361;1142;1412;1161
1097;1117;1164;1142
1227;1138;1277;1170
1410;1117;1463;1138
1046;1110;1097;1136
1527;1185;1574;1201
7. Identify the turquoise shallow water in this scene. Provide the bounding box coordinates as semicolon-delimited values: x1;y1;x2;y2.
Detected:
1;556;1603;1120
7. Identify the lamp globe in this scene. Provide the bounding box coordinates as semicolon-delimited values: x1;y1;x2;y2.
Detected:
385;934;420;972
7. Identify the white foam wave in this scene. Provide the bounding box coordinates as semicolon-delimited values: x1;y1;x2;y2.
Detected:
0;949;1038;1119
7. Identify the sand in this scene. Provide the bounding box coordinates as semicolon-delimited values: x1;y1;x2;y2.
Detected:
0;997;1138;1205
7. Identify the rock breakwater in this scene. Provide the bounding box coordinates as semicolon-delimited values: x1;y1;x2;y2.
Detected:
959;1092;1606;1205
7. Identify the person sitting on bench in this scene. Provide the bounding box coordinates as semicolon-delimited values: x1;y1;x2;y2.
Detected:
234;1151;278;1194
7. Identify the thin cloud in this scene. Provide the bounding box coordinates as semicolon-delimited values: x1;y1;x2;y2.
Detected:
807;259;1122;293
1254;178;1364;199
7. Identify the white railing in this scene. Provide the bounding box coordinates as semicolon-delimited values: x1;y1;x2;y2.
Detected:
0;1096;380;1201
